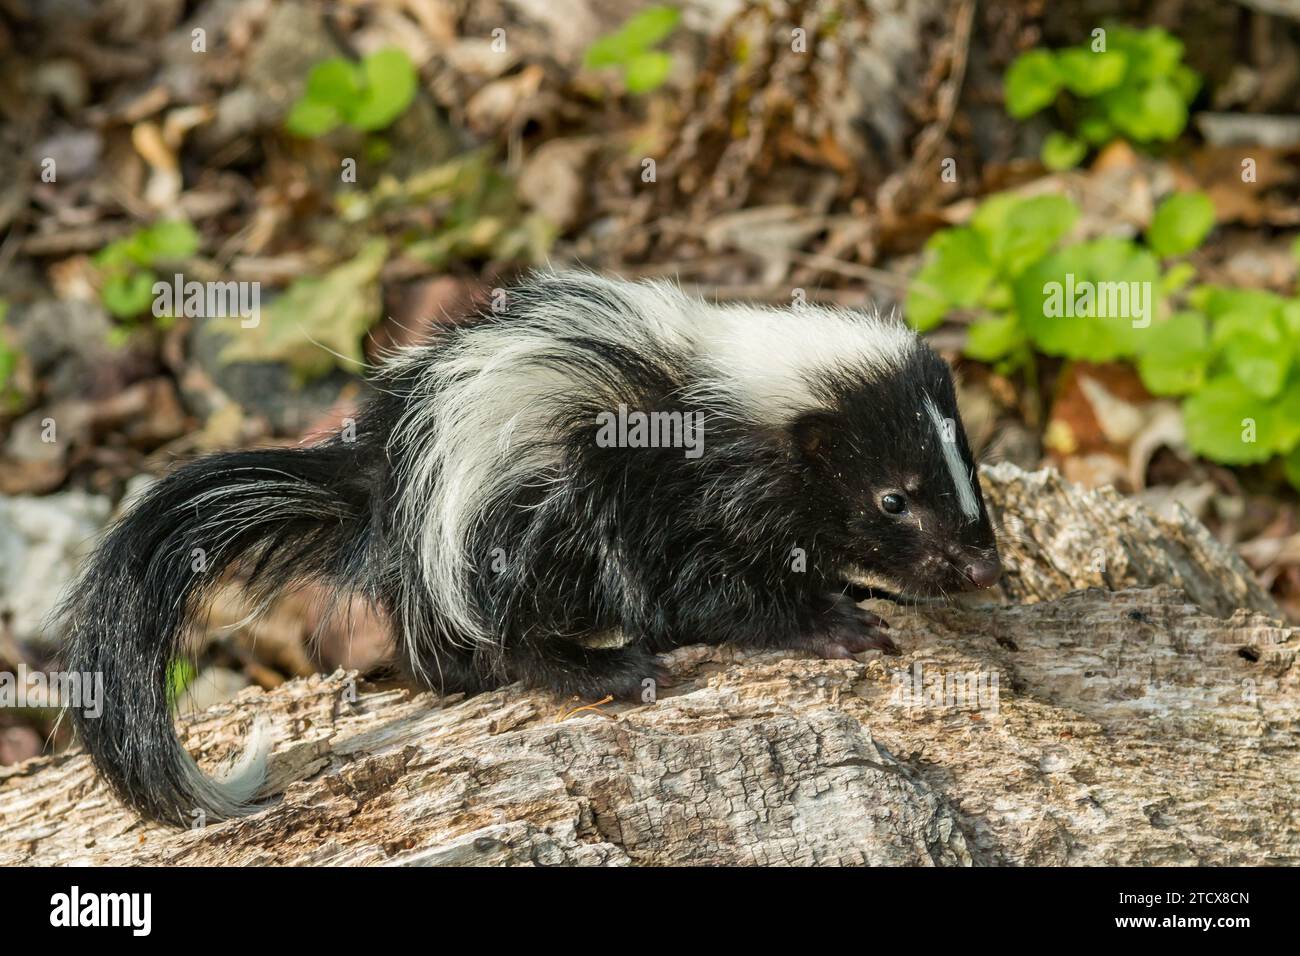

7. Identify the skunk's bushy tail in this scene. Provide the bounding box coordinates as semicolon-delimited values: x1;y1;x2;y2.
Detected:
62;441;375;825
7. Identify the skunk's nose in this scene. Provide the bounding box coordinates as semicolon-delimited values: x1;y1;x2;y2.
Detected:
963;558;1002;589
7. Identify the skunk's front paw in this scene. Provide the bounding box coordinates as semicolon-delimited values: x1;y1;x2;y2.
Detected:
803;594;899;658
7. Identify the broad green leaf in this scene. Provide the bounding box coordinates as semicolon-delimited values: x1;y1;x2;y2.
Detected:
619;6;680;50
585;34;634;68
94;240;134;270
976;193;1078;277
137;220;199;261
1161;261;1196;295
1281;301;1300;338
1137;78;1188;141
1105;77;1187;142
624;50;673;93
980;281;1014;311
1015;238;1160;361
585;5;679;67
1111;26;1184;84
305;59;361;107
964;314;1026;363
1223;333;1291;399
1170;63;1201;102
1057;48;1127;96
919;227;996;306
287;98;342;137
1078;113;1114;145
1209;310;1282;351
1004;50;1061;118
1135;311;1209;396
1147;191;1214;257
1041;132;1087;170
102;271;158;319
350;48;418;131
1191;285;1285;321
1183;375;1280;464
1276;379;1300;452
905;274;953;332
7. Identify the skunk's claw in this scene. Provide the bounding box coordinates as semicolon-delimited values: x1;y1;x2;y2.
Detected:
804;593;899;658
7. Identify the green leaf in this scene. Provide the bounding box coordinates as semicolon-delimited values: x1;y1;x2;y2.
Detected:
1111;26;1184;83
965;314;1026;362
1004;50;1061;118
918;227;996;306
0;302;15;393
972;193;1078;276
1192;285;1285;321
1275;379;1300;452
1147;191;1214;257
1183;375;1280;464
1223;332;1291;399
137;220;199;262
1169;63;1201;102
1041;132;1087;170
1135;311;1210;396
349;48;418;131
1078;114;1114;146
904;277;951;332
624;50;673;93
305;59;361;107
219;239;388;382
619;5;681;50
1281;300;1300;338
1161;261;1196;295
1209;310;1282;351
1015;238;1160;361
166;659;197;710
585;35;632;68
1107;77;1187;142
1056;47;1127;96
287;98;343;137
585;5;680;68
102;271;158;319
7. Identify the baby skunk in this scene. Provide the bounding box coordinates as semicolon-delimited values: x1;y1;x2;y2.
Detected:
62;271;1001;825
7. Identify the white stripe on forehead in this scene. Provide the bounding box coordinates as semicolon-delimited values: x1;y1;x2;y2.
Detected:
922;393;980;522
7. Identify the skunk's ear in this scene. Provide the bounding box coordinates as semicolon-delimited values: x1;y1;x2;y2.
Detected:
791;411;837;463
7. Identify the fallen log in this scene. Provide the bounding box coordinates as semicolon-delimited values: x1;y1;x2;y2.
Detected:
1;464;1296;865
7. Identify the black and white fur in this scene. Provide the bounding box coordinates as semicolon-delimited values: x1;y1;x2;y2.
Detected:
62;271;1001;825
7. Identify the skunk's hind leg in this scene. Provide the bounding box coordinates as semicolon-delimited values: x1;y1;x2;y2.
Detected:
505;636;667;701
399;644;486;695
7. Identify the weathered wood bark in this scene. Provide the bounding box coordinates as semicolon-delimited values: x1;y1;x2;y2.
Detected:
1;465;1296;865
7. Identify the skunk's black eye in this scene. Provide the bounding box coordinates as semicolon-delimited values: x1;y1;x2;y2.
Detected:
881;493;908;515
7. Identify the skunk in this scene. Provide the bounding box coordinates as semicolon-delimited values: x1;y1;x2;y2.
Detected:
62;271;1001;825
